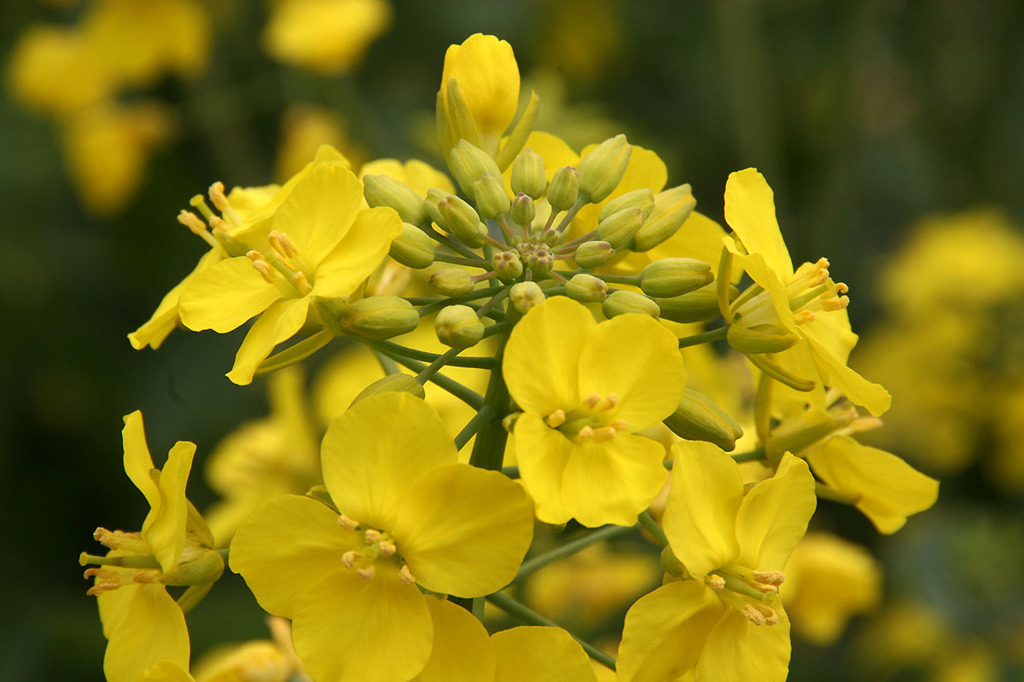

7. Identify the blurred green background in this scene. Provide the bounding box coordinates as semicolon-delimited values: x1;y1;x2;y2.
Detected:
2;0;1023;680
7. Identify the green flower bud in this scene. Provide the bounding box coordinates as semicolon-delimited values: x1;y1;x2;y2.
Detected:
577;134;631;202
438;194;486;247
656;282;737;324
565;273;608;302
435;304;485;349
352;374;426;405
449;139;503;200
160;547;224;588
726;324;800;354
389;223;436;269
493;249;524;282
640;258;714;298
547;166;580;211
599;188;655;223
429;267;476;297
664;387;744;452
509;281;545;313
597;207;646;250
602;290;660;318
632;184;697;252
424;188;449;229
574;240;614;268
510;192;536;226
525;248;554;277
362;175;428;226
473;174;511;219
511;148;547;199
328;296;419;340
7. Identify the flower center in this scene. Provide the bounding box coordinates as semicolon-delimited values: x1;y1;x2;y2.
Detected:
705;566;786;626
732;257;850;329
544;392;629;443
336;514;415;584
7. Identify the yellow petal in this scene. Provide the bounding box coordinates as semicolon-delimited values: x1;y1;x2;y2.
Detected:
663;442;742;579
414;598;496;682
360;158;455;195
141;660;194;682
321;393;457;531
229;495;357;618
723;168;794;279
272;162;364;267
734;454;816;572
103;584;189;682
179;257;282;333
292;566;432;682
561;435;667;528
441;34;520;144
122;411;159;517
395;463;534;597
805;435;938;534
129;249;222;350
312;205;402;299
694;606;791;682
226;297;309;386
513;413;574;525
802;330;892;416
492;626;598;682
504;296;594;417
617;581;722;682
144;440;196;572
577;313;685;430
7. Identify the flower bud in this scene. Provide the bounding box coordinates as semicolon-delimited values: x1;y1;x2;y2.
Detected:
449;139;503;199
493;250;524;282
565;274;608;302
656;282;737;324
362;175;428;226
473;174;511;219
547;166;579;211
389;223;436;269
511;148;547;199
577;134;631;202
597;207;646;249
640;258;714;298
429;267;476;297
633;184;697;252
510;193;536;226
525;248;554;277
435;304;485;349
726;324;800;354
352;374;426;405
509;281;545;312
438;194;486;247
574;240;614;268
424;188;449;229
664;387;744;452
599;188;655;223
602;290;660;318
324;296;419;340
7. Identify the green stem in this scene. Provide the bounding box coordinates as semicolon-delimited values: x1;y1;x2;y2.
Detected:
468;311;518;471
731;448;766;463
79;553;161;569
414;347;463;385
515;524;636;581
638;511;668;548
677;326;728;349
368;344;484;409
434;253;490;268
424;225;480;260
487;592;616;671
454;406;495;451
370;340;495;369
374;351;402;376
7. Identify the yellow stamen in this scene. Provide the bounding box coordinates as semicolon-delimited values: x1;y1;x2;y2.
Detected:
740;604;767;625
593;426;617;442
293;271;313;296
706;574;726;591
269;231;299;259
341;551;359;568
248;252;276;284
208;181;240;225
752;570;785;586
356;566;376;580
577;425;595;442
379;541;397;557
337;514;360;531
399;565;416;585
177;210;207;235
582;393;601;410
365;529;382;544
545;409;566;428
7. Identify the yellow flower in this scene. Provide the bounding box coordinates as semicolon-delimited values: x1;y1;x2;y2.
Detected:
263;0;391;75
178;161;401;384
722;168;891;416
80;411;223;682
275;105;367;182
617;443;817;682
504;296;686;526
229;393;534;682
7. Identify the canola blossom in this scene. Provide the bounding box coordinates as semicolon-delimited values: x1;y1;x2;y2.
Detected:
77;32;940;682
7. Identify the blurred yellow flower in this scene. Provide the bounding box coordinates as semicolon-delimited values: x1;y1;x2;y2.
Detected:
263;0;391;74
275;105;367;183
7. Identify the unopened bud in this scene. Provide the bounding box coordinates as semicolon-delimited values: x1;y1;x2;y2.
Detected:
493;250;524;282
449;139;503;200
664;388;744;452
511;148;547;199
473;174;511;219
726;324;800;354
656;282;737;324
509;281;545;312
602;290;660;318
574;240;614;268
597;207;645;250
438;195;486;247
599;189;655;223
640;258;714;298
389;223;436;269
435;305;485;349
565;274;608;302
323;296;420;340
423;188;449;229
525;248;554;277
429;268;476;297
633;184;697;252
577;134;631;202
510;193;536;226
352;374;426;404
362;175;428;226
547;166;579;211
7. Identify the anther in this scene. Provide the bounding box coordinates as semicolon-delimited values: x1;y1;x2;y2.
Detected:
593;426;617;442
293;271;313;296
582;393;602;410
793;310;816;325
740;604;767;625
365;529;382;544
177;210;208;235
356;566;376;581
545;409;566;428
707;574;726;591
398;565;416;585
752;570;786;587
208;182;240;225
609;418;629;431
379;541;397;557
577;425;595;442
131;569;161;584
269;231;299;259
337;514;360;531
341;551;359;568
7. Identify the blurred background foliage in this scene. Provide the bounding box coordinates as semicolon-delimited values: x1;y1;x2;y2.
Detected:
2;0;1023;679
